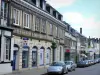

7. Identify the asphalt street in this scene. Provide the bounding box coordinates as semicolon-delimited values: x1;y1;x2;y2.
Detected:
4;63;100;75
64;63;100;75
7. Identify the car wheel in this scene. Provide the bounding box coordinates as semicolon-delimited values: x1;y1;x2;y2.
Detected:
70;67;72;72
61;69;64;75
66;68;68;74
73;68;75;71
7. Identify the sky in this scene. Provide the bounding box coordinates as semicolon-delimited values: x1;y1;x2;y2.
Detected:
46;0;100;38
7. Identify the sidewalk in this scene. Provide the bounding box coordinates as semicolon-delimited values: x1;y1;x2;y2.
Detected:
2;67;48;75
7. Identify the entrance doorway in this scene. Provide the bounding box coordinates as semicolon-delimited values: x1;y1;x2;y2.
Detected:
32;46;37;67
13;44;19;70
40;47;44;66
22;46;29;68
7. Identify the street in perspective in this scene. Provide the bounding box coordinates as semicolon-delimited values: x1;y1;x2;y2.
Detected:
0;0;100;75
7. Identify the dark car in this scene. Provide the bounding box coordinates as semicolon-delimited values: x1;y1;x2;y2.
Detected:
77;61;89;67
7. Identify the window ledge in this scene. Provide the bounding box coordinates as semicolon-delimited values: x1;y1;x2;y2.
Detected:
34;30;40;33
12;23;20;27
41;32;46;35
23;27;30;30
48;34;53;36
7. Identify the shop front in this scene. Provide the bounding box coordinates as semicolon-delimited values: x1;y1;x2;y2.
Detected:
65;49;70;61
40;47;44;66
12;44;19;70
0;26;13;75
32;46;37;67
22;46;29;68
46;47;51;65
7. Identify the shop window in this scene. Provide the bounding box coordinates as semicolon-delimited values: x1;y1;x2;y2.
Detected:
13;8;20;26
32;46;37;67
5;37;11;61
22;50;29;68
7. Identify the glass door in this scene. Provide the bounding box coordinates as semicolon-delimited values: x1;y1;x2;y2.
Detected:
22;51;28;68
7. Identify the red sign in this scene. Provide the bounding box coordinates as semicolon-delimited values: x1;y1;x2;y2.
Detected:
66;49;70;53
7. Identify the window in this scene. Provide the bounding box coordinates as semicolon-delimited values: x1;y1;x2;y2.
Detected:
5;37;11;61
56;26;58;36
50;24;52;35
13;8;20;25
1;1;8;20
23;13;30;28
61;29;63;39
35;17;40;31
41;19;46;33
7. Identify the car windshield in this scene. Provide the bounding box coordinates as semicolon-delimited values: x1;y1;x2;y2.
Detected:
65;61;71;65
50;62;64;66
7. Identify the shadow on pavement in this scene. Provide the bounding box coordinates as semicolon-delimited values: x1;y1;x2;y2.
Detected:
41;73;48;75
41;73;59;75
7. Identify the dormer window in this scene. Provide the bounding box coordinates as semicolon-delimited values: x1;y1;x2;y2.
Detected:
53;11;56;18
40;0;43;8
58;15;61;20
46;6;50;13
31;0;36;5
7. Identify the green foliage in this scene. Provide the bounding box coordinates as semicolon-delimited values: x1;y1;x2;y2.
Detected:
51;41;57;50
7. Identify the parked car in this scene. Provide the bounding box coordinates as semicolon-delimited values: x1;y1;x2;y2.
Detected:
65;61;76;71
77;60;89;67
47;61;68;75
95;58;100;63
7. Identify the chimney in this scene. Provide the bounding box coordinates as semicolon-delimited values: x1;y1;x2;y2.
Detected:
80;28;82;34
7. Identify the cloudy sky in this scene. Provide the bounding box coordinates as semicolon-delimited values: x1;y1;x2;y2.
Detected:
46;0;100;38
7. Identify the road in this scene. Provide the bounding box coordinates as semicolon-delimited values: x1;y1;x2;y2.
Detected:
65;63;100;75
4;63;100;75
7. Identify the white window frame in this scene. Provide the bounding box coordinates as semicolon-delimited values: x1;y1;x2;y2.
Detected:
23;13;30;28
42;19;46;33
56;26;58;36
50;24;52;35
13;8;20;26
4;37;11;62
35;17;40;31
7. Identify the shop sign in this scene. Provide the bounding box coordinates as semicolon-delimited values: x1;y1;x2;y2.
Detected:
66;49;70;53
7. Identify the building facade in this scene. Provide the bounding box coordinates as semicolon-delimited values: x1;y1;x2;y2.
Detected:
9;0;65;71
0;0;13;74
64;22;77;62
88;38;100;60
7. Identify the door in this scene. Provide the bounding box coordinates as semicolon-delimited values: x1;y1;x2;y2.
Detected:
22;51;28;68
46;48;50;65
13;51;17;70
40;49;44;66
32;48;37;66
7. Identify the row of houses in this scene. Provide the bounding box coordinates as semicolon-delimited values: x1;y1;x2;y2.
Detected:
0;0;100;74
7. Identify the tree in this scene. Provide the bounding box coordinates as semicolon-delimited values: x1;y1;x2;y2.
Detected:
51;41;57;62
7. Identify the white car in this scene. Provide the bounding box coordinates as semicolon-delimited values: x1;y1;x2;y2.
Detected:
47;61;68;75
65;61;76;71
